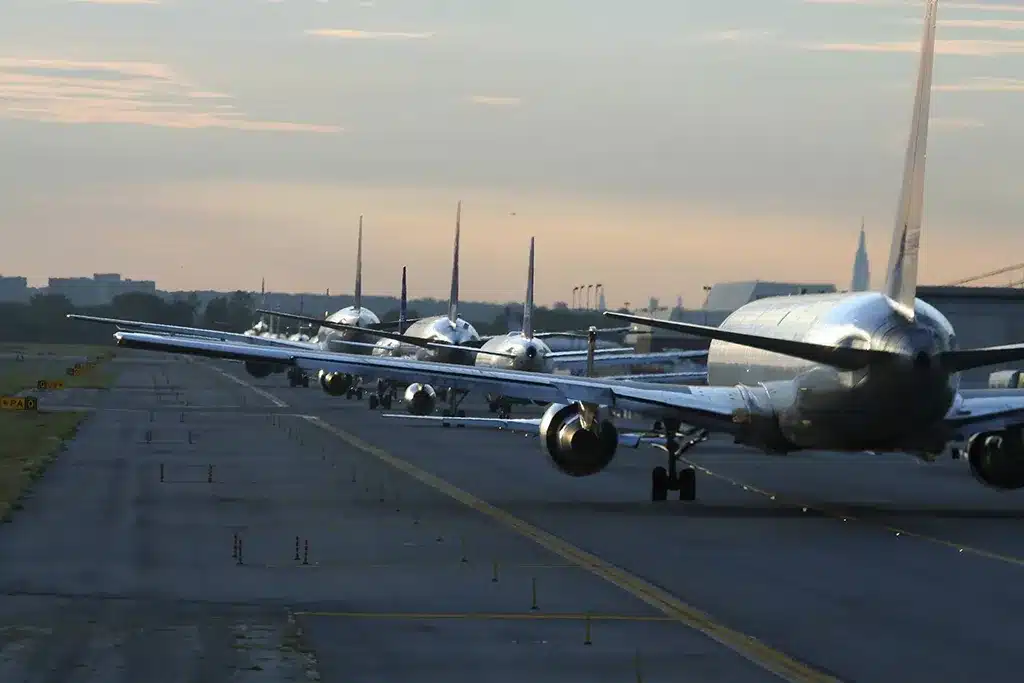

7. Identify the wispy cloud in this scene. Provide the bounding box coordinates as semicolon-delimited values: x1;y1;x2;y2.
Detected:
804;0;1024;11
938;19;1024;30
696;29;777;43
0;58;340;133
803;39;1024;56
936;76;1024;91
931;117;985;130
468;95;521;107
305;29;434;40
71;0;161;4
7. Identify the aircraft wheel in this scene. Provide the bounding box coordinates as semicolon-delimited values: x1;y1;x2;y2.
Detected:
369;395;379;410
345;390;354;400
651;467;669;502
356;389;364;400
302;375;310;388
488;401;498;413
381;394;392;410
497;408;510;419
677;468;696;501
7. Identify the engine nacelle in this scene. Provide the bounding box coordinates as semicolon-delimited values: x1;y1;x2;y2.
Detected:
539;403;617;477
318;370;353;396
404;383;437;415
967;429;1024;490
244;361;277;378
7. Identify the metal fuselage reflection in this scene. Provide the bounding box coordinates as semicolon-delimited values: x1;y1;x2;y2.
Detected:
708;292;958;452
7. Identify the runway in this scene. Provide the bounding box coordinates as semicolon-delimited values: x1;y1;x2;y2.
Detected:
2;353;1023;681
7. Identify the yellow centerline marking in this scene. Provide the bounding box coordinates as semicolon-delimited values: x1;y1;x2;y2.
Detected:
304;415;840;683
682;458;1024;568
293;611;673;622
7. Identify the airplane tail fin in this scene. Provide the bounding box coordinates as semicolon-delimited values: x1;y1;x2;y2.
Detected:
882;0;937;320
399;266;408;334
354;215;364;312
447;201;461;325
523;236;535;339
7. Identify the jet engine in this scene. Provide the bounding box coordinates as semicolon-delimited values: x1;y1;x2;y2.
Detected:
404;383;437;415
539;403;618;477
967;429;1024;490
318;370;353;396
244;361;277;378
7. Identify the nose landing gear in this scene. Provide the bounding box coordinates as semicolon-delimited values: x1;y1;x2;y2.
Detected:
651;419;708;502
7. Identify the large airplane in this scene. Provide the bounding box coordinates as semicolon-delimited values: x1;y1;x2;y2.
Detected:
69;215;402;391
265;229;707;416
107;0;1024;504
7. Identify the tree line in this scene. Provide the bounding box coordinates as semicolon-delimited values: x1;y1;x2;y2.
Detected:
0;292;626;344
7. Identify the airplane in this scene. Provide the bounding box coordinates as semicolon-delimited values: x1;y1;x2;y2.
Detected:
108;0;1024;504
265;232;707;416
68;214;404;391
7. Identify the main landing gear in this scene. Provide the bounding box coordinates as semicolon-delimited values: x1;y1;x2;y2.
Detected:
287;368;310;388
368;381;396;411
441;389;468;428
488;398;513;419
651;418;708;502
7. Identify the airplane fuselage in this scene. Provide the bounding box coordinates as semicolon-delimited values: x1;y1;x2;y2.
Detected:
371;315;481;365
318;306;381;353
475;333;555;373
708;291;959;453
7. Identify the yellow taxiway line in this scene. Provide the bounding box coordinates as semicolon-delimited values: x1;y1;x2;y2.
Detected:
292;611;673;622
304;415;840;683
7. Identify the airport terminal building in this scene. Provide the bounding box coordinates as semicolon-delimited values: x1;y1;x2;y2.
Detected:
627;281;1024;386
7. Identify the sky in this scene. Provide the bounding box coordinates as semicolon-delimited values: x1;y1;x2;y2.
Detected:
0;0;1022;309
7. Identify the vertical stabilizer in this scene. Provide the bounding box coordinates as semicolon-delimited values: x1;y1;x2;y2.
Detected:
399;266;408;334
354;215;364;312
447;201;461;324
883;0;937;319
523;236;535;339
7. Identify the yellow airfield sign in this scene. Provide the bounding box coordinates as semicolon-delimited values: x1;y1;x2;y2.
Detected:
0;396;38;411
36;380;65;390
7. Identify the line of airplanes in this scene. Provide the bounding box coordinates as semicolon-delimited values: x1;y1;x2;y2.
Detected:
71;206;706;416
70;0;1024;503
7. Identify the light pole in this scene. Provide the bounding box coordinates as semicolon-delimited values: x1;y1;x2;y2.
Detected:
572;286;578;309
586;284;593;310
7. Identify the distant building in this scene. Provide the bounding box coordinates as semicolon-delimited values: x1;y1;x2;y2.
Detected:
701;281;836;311
0;275;29;303
46;273;157;306
851;219;871;292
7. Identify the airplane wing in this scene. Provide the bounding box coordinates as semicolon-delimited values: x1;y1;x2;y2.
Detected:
111;331;748;433
603;370;708;384
385;414;669;448
547;348;707;372
67;314;319;351
944;392;1024;436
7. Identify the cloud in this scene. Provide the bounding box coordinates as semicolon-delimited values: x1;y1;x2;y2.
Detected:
938;19;1024;30
935;76;1024;91
0;57;340;133
802;40;1024;56
931;117;985;130
468;95;521;106
804;0;1024;11
305;29;434;40
70;0;160;4
696;29;777;43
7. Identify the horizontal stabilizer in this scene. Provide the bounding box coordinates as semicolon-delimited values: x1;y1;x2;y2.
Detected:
604;311;892;371
940;344;1024;373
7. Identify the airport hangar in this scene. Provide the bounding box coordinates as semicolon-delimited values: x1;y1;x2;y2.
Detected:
625;281;1024;387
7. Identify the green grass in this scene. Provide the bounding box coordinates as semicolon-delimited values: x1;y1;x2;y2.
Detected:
0;345;117;519
0;410;88;521
0;345;119;395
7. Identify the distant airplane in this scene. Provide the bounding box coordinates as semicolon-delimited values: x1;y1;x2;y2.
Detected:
112;1;1024;504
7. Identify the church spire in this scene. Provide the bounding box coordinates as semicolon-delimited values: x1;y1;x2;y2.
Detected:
851;217;871;292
